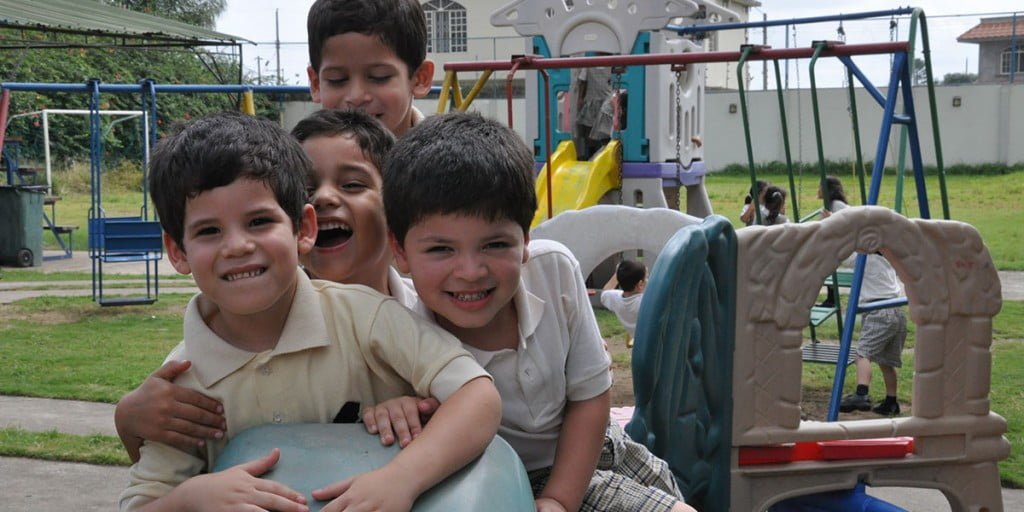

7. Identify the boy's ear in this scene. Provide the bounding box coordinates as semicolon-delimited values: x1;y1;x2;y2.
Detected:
307;65;322;104
521;233;530;264
410;59;435;99
296;204;318;255
389;232;411;274
164;232;192;275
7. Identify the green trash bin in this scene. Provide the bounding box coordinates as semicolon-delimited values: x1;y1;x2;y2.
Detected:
0;186;44;267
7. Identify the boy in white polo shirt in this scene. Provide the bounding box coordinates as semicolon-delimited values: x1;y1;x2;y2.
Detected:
119;112;499;512
376;112;694;512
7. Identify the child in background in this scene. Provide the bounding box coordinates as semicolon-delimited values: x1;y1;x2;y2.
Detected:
600;259;647;348
818;175;849;307
760;185;790;225
115;0;440;454
740;179;769;226
377;112;693;512
822;176;908;417
119;112;499;511
819;174;849;215
837;248;908;417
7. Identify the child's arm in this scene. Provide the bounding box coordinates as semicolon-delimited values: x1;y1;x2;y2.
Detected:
537;390;611;512
312;377;500;511
133;448;307;512
115;360;226;462
362;396;440;447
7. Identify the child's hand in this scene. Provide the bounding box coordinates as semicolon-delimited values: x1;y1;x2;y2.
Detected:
361;396;440;448
176;448;307;511
535;497;569;512
313;466;415;512
116;360;225;457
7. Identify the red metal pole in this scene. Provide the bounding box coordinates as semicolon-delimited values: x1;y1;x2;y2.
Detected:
445;42;909;73
540;69;553;221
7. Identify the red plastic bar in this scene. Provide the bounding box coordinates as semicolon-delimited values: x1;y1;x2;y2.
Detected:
738;437;914;466
444;42;909;72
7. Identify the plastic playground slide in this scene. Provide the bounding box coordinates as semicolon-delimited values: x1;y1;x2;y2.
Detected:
530;139;621;228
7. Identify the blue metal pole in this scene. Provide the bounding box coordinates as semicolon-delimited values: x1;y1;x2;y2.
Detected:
837;56;886;107
88;79;102;302
0;82;311;95
898;56;931;219
826;52;907;422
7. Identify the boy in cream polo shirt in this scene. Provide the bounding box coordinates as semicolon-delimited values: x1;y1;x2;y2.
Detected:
119;112;499;512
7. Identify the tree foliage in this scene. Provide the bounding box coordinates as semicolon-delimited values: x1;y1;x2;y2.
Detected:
1;0;285;168
942;72;978;85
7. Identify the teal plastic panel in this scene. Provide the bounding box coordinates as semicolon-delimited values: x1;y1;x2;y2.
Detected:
212;423;535;512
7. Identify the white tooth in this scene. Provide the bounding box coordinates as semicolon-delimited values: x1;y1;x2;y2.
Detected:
318;221;352;231
226;269;263;281
454;291;487;301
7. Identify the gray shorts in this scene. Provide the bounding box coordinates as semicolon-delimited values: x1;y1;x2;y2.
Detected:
856;307;908;368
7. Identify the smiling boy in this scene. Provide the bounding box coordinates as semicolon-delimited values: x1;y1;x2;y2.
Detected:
119;112;500;512
380;112;694;512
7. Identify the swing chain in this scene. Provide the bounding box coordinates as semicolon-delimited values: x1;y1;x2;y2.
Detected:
673;66;688;178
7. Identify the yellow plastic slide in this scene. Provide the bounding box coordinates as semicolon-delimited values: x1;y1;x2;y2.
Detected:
531;139;621;228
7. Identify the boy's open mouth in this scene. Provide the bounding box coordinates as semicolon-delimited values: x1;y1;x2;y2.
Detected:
223;267;266;281
316;221;353;248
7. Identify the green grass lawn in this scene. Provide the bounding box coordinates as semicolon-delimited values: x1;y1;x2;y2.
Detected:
41;169;1023;269
704;171;1024;270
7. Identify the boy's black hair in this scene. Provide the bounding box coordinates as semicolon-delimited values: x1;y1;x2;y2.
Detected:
616;260;646;292
307;0;427;74
149;111;311;250
291;108;396;175
383;112;536;245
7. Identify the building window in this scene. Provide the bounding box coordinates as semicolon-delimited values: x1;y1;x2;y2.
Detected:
424;0;467;53
1000;47;1023;75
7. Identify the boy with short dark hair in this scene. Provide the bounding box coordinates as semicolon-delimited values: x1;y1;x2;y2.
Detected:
600;259;647;347
291;108;399;296
119;111;500;512
380;112;694;512
306;0;434;137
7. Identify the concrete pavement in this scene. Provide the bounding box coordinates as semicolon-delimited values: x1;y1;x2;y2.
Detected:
2;394;1023;511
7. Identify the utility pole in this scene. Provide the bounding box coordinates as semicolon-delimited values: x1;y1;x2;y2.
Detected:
275;9;282;85
763;13;768;90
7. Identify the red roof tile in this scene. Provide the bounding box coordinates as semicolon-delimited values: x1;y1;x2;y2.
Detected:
958;18;1024;43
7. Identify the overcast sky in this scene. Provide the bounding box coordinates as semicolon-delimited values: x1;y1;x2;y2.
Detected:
217;1;1022;89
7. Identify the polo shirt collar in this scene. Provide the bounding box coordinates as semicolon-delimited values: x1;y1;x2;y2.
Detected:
183;269;331;388
514;279;545;349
